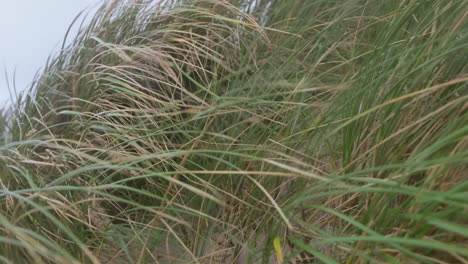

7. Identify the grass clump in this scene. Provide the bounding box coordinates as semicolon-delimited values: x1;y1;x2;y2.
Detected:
0;0;467;263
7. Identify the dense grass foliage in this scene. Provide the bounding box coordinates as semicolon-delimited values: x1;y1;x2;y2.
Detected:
0;0;467;263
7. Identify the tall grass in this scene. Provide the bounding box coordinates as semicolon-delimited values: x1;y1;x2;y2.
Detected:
0;0;466;263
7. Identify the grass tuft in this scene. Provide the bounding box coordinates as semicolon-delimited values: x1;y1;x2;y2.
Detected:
0;0;467;263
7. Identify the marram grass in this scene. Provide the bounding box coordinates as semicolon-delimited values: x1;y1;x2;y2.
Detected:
0;0;467;263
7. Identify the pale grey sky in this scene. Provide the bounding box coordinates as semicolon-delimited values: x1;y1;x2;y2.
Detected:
0;0;100;108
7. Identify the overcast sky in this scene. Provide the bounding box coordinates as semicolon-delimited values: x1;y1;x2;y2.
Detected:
0;0;100;108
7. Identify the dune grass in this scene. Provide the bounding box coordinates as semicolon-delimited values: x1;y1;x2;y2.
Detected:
0;0;467;263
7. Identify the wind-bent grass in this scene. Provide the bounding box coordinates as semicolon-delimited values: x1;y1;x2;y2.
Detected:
0;0;466;263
